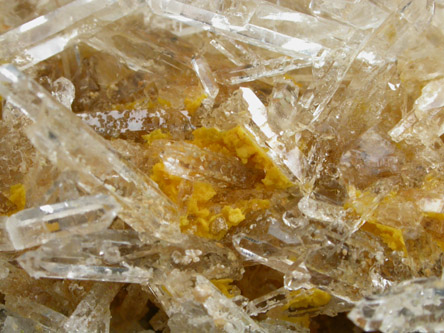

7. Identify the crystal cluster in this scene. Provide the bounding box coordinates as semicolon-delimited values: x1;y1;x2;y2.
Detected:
0;0;444;332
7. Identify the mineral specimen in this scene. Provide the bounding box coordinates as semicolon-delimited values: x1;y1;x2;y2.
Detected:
0;0;444;332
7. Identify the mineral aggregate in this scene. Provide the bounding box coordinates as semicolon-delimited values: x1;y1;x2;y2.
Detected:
0;0;444;332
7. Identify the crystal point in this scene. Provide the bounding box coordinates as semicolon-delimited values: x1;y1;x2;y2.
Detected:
0;64;182;243
0;0;144;69
4;194;119;251
62;283;120;333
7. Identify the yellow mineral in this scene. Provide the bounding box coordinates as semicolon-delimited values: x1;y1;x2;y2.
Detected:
7;184;26;215
142;129;171;146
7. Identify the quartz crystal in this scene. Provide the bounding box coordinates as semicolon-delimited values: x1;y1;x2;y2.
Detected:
4;194;120;250
0;0;443;332
348;277;444;332
18;230;241;283
62;283;121;333
0;64;182;243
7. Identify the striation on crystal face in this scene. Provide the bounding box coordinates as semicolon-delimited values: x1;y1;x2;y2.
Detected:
3;194;120;250
17;229;242;283
148;0;361;59
0;0;145;69
16;230;156;283
191;57;219;102
1;0;444;331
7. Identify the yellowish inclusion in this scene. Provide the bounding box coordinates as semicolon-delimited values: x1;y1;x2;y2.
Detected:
345;187;407;255
7;184;26;215
147;126;290;239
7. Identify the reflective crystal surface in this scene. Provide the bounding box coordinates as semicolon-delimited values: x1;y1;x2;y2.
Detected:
4;194;120;250
0;0;443;332
348;278;444;333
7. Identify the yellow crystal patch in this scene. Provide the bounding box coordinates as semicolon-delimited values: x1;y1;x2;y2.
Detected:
45;222;61;232
272;288;331;328
179;181;255;239
284;288;331;311
210;279;239;298
222;206;245;225
150;163;182;204
361;221;407;255
184;93;207;115
142;129;171;146
421;212;444;251
345;187;407;254
149;126;281;239
8;184;26;215
192;126;293;189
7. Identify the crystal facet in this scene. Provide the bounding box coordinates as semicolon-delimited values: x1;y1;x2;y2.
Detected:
4;194;119;251
0;0;443;331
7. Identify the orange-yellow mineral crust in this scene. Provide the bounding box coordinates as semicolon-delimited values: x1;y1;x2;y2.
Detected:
149;126;287;239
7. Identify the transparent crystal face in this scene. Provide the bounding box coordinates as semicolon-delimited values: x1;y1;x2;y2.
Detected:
0;0;443;332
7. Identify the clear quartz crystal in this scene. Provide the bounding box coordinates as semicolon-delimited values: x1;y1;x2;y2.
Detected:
0;0;74;33
246;287;290;317
150;139;258;188
148;0;360;59
62;283;121;333
50;77;75;109
210;37;252;67
348;278;444;333
247;286;351;320
166;301;217;332
0;0;144;69
232;215;315;291
232;232;310;285
17;229;241;283
310;0;392;30
154;271;267;333
0;218;14;252
4;194;120;250
201;85;305;183
41;171;84;205
17;230;155;283
306;0;434;129
0;64;182;243
298;196;347;225
85;19;195;79
193;275;267;333
216;56;311;85
390;78;444;142
5;296;67;332
191;57;219;100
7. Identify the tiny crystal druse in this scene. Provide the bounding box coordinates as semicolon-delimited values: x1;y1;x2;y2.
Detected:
1;0;444;332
